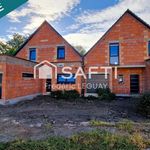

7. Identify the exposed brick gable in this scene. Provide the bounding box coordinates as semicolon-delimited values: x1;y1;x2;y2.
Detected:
16;21;82;63
84;10;150;66
84;10;150;95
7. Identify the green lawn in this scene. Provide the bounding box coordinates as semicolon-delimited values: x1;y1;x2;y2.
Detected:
0;130;148;150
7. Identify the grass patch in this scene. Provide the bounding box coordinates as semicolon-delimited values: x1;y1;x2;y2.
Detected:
90;119;134;132
130;132;146;149
90;120;114;127
116;119;134;132
44;123;53;130
90;120;134;132
43;123;53;133
0;130;148;150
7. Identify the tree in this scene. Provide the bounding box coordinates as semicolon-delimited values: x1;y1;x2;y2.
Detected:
0;41;11;54
74;45;86;56
6;33;27;55
0;33;27;55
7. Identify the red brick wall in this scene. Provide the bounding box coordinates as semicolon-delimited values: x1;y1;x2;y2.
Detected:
85;13;150;66
5;64;42;100
0;62;6;99
112;68;144;94
16;22;82;63
15;21;82;94
84;12;150;95
0;56;42;100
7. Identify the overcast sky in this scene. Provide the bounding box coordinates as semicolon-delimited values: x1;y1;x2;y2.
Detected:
0;0;150;51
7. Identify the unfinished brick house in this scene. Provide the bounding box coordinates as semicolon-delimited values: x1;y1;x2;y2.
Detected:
15;21;82;94
84;10;150;96
0;21;82;104
0;9;150;104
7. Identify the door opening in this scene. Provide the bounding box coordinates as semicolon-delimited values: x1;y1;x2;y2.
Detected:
46;79;51;93
130;74;139;94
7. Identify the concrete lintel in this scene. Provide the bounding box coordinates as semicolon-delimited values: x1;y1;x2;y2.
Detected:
111;65;146;68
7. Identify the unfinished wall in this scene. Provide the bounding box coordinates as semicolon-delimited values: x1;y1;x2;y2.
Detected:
0;55;42;101
84;11;150;95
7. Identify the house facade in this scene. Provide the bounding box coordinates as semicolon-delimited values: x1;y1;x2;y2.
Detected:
0;21;82;104
0;9;150;104
15;21;83;94
84;10;150;96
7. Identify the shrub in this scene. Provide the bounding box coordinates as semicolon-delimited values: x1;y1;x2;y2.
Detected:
137;93;150;117
97;88;116;101
130;132;146;149
0;143;8;150
51;90;63;99
62;90;80;100
85;95;98;100
51;90;80;100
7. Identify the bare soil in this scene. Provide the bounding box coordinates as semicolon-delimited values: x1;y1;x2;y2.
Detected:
0;96;149;142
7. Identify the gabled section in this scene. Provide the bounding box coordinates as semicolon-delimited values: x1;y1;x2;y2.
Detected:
14;21;46;56
84;9;150;57
127;9;150;29
14;20;82;58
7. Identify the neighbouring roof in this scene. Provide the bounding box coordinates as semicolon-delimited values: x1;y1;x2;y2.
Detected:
0;54;37;66
0;54;37;63
84;9;150;57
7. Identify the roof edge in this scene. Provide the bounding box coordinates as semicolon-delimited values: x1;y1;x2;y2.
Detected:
84;9;150;57
0;54;37;64
14;20;47;56
14;20;82;58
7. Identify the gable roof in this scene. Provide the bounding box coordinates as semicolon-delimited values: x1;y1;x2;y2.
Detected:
14;20;82;57
84;9;150;57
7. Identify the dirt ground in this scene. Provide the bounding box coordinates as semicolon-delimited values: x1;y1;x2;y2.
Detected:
0;96;149;143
